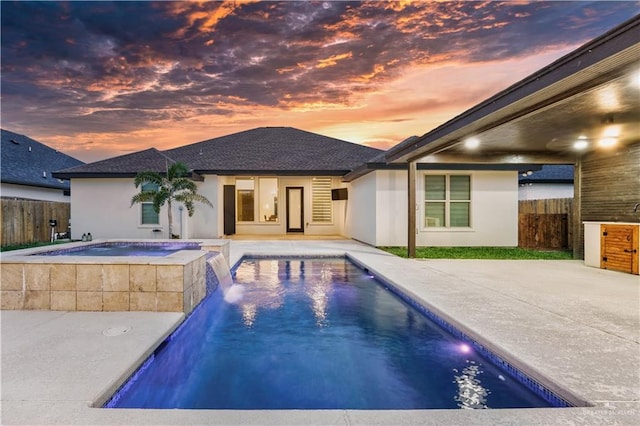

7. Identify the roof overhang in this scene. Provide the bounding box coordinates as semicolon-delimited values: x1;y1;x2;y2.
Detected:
52;171;205;182
193;169;350;176
1;179;69;191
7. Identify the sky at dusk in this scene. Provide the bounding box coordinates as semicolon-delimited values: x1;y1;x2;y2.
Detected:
1;1;638;163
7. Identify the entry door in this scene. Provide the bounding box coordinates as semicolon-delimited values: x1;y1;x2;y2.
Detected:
601;224;639;274
286;187;304;233
223;185;236;235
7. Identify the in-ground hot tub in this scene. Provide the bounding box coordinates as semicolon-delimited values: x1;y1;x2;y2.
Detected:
0;239;230;313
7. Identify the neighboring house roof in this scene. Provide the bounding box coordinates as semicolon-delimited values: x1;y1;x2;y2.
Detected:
1;129;84;191
54;127;383;178
519;165;574;184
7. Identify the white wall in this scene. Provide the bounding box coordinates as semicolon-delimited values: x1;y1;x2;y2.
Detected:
346;172;378;245
346;169;519;247
70;177;218;240
375;170;408;246
184;176;219;238
518;183;574;200
1;183;69;202
417;170;518;246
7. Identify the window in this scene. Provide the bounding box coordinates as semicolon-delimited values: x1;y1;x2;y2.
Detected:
258;178;278;222
236;178;255;222
311;177;332;223
140;182;159;225
424;175;470;227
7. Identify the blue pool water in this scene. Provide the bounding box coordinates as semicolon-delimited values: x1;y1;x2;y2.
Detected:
107;258;559;409
34;242;200;257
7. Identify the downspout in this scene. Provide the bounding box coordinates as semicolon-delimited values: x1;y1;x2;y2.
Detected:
408;160;417;258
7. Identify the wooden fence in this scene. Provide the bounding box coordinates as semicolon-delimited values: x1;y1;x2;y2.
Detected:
518;198;573;249
1;198;71;247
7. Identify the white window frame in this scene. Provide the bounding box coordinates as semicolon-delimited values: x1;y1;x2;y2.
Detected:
236;177;256;223
258;177;279;223
235;177;280;224
140;182;160;226
421;173;472;230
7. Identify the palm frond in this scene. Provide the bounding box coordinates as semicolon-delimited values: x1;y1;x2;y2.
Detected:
171;177;197;191
167;162;189;180
133;171;163;188
130;191;156;206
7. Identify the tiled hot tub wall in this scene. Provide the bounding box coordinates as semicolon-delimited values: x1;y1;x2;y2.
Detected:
0;239;229;313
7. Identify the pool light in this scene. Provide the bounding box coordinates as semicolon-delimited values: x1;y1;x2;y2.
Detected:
459;343;471;354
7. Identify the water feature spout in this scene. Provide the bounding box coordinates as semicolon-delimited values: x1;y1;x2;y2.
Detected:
207;254;244;304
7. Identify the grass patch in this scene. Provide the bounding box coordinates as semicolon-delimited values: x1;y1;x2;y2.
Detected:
380;246;573;260
0;240;74;252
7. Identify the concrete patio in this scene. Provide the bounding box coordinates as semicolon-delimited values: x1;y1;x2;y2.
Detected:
1;239;638;425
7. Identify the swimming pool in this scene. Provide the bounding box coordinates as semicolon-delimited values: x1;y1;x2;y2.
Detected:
105;257;568;410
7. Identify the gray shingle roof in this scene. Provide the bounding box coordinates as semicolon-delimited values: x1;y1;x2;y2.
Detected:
1;129;84;190
54;127;383;178
53;148;176;177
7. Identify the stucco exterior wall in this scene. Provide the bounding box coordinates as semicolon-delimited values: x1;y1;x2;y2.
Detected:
347;169;518;247
345;172;377;245
417;170;518;247
1;183;69;203
70;178;217;240
375;170;408;246
71;178;165;239
183;176;219;239
69;175;346;240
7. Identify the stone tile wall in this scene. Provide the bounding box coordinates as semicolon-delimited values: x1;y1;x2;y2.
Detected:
0;257;206;314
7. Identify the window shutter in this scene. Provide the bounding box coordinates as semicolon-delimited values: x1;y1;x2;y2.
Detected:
311;177;332;222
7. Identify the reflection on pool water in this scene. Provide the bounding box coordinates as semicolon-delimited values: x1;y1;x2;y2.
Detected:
106;257;565;410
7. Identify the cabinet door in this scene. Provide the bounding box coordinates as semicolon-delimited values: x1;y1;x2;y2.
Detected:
600;224;638;274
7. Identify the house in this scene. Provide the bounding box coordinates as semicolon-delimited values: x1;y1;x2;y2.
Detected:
518;165;574;201
53;15;638;268
1;129;84;202
53;127;382;240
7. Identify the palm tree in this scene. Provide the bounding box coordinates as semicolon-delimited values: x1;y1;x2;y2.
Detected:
130;162;213;238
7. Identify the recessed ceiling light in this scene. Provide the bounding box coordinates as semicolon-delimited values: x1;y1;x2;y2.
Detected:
633;70;640;89
464;137;480;149
598;137;617;148
574;140;589;150
602;125;621;138
578;135;587;140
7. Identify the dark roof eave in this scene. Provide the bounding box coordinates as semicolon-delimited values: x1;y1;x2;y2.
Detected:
52;172;140;179
193;169;351;176
1;179;69;190
53;170;350;179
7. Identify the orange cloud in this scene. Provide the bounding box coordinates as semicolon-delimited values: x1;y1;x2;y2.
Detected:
316;52;353;69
